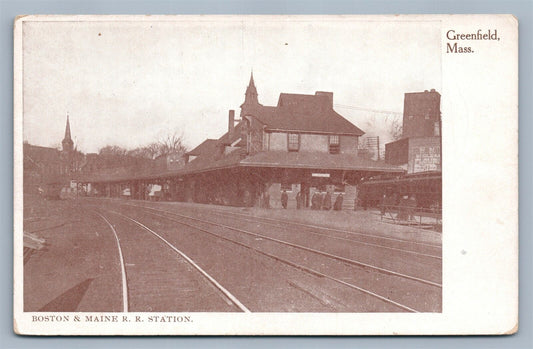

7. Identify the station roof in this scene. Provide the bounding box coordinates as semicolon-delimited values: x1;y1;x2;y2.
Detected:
218;122;245;145
245;93;365;136
185;139;218;156
240;151;404;172
83;149;403;183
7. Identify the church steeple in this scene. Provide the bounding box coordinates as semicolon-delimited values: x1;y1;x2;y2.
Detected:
62;114;74;152
240;71;261;116
246;72;258;103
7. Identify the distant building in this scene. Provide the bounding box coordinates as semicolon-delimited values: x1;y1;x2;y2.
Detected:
23;115;84;194
155;151;186;171
23;143;63;193
402;89;441;139
385;90;441;173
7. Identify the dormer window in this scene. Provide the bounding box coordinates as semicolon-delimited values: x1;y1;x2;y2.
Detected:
329;135;340;154
288;133;300;152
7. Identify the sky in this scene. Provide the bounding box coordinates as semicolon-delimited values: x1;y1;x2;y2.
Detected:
22;16;441;153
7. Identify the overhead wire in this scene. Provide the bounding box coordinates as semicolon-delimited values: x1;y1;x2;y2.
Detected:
333;104;402;116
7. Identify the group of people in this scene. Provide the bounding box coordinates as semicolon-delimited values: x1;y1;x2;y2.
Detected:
280;190;344;211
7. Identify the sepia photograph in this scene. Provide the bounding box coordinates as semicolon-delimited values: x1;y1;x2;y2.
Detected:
13;15;517;335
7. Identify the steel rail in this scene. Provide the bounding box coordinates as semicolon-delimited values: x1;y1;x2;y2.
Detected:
113;208;420;312
206;206;442;248
124;200;440;249
94;211;129;312
105;209;251;313
185;207;441;260
139;207;419;313
124;203;442;289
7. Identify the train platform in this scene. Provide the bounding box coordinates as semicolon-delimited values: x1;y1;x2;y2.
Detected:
132;199;442;246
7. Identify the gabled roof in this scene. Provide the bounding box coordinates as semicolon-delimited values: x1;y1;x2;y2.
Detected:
24;144;61;164
218;122;245;145
185;139;219;156
244;93;365;136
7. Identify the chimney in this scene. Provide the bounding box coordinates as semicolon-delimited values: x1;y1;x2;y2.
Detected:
228;109;235;140
315;91;333;108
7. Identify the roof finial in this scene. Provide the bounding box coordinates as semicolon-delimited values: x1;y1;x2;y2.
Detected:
249;70;255;86
64;113;72;142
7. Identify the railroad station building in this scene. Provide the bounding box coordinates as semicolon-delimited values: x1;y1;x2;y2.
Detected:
84;74;404;209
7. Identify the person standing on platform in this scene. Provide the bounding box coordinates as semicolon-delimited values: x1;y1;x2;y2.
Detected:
243;190;251;207
334;193;343;211
311;192;318;210
296;191;302;209
397;195;409;220
323;191;332;210
281;190;288;209
407;195;418;221
317;192;324;210
380;194;387;216
264;192;271;209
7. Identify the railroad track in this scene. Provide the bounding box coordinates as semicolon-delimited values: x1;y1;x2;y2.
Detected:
94;210;250;313
110;203;441;312
125;200;441;258
121;202;441;284
182;205;441;260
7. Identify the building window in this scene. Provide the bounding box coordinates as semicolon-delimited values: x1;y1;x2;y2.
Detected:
287;133;300;152
263;132;270;151
329;135;340;154
434;121;440;136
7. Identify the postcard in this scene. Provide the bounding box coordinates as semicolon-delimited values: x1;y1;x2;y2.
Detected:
13;14;518;335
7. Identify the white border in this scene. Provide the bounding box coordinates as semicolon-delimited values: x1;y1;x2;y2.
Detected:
13;14;518;335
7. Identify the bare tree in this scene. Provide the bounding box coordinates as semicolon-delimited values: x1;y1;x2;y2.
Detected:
158;132;187;156
98;132;188;162
388;116;403;141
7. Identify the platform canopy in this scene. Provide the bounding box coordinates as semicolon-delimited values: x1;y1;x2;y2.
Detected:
240;151;403;172
81;147;403;184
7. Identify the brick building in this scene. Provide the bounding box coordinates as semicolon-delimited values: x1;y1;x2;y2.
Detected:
385;90;442;173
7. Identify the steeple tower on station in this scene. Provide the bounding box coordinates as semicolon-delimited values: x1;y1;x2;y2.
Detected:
240;71;262;116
